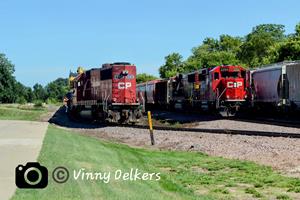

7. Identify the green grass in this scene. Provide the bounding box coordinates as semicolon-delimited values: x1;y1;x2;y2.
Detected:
11;125;300;200
276;194;292;200
0;104;47;121
245;187;263;198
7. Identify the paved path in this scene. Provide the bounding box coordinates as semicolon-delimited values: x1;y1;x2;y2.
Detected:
0;120;48;200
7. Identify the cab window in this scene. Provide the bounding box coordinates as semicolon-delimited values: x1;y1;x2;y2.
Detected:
214;72;219;80
221;71;239;78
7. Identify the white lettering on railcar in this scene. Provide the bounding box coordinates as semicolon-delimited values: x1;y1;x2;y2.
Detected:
118;82;132;89
227;81;243;88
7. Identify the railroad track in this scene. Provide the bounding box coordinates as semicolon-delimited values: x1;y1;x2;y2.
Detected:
231;117;300;129
113;124;300;139
51;107;300;139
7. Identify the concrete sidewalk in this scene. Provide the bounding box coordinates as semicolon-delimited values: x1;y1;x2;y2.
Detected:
0;120;48;200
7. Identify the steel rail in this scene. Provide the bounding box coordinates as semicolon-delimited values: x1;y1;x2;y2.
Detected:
111;124;300;139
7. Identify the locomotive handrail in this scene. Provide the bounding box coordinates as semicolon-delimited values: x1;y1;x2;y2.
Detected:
102;94;110;112
218;88;227;99
82;79;90;97
216;88;227;108
141;93;145;112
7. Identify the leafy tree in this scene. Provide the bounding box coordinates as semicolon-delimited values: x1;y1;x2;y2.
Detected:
136;73;158;83
278;37;300;61
186;35;242;69
33;83;47;101
202;37;219;51
296;22;300;36
239;24;285;67
14;82;34;103
278;22;300;61
45;78;69;101
252;24;285;40
159;53;186;78
0;54;16;103
25;87;34;102
219;35;243;53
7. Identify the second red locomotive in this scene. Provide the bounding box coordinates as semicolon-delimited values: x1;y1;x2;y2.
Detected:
137;65;249;116
68;62;143;123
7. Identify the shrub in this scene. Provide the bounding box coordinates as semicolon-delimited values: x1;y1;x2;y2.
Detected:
34;100;44;108
46;97;58;104
16;97;26;104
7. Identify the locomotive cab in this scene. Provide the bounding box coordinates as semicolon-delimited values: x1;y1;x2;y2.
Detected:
111;63;137;104
210;66;247;116
68;63;143;124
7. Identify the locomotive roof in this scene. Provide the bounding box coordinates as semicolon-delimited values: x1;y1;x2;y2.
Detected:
181;65;244;76
102;62;132;68
85;63;134;71
210;65;245;71
253;61;300;73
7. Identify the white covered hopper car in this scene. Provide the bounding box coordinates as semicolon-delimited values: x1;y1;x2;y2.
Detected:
251;61;300;111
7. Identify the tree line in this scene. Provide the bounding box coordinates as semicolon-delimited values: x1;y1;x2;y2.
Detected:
159;23;300;78
0;53;68;104
1;22;299;102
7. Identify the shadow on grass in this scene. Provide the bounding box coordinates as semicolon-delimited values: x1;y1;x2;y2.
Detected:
48;106;107;129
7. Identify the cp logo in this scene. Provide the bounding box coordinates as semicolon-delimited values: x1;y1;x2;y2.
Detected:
227;81;243;88
118;82;131;89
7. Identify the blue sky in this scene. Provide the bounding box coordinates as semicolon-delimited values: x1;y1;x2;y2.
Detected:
0;0;299;87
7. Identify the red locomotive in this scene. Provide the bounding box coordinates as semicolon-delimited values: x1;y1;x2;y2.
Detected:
137;65;249;116
68;62;143;123
205;65;249;115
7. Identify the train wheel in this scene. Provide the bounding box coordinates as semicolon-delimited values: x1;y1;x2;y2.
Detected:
219;107;236;117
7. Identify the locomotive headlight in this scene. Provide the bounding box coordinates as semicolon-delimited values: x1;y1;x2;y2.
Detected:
245;95;248;99
112;98;117;102
122;70;129;76
226;95;230;99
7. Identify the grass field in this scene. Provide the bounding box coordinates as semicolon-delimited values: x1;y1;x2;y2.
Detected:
11;125;300;200
0;104;47;121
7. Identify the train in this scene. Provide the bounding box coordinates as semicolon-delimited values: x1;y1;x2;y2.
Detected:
137;65;250;116
66;61;300;123
67;62;143;123
137;61;300;116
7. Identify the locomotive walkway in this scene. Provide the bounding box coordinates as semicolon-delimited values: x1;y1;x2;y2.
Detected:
0;120;48;200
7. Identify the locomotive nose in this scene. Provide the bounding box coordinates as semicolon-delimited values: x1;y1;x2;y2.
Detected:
225;79;245;100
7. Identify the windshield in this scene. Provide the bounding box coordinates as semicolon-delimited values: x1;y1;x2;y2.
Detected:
221;72;240;78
